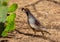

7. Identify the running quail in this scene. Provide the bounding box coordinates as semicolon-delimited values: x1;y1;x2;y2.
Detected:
21;8;51;35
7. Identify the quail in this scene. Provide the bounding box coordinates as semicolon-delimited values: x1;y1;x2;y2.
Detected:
21;8;51;35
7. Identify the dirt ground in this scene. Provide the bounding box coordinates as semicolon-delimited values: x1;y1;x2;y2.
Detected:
0;0;60;42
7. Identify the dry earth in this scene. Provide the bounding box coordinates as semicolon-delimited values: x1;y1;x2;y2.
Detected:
0;0;60;42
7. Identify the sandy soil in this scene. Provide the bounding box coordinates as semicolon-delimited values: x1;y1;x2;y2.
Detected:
0;0;60;42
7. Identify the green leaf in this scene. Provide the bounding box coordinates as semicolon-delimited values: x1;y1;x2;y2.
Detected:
8;3;18;12
0;0;9;3
1;13;16;37
0;22;5;36
6;13;16;32
0;6;8;23
6;13;16;23
0;0;9;6
2;1;8;6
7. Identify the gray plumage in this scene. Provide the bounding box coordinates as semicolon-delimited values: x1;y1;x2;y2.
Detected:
21;8;51;35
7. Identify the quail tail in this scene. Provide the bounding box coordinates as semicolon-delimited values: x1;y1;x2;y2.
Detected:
39;27;51;35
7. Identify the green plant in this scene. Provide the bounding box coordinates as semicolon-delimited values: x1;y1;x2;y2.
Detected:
0;0;18;37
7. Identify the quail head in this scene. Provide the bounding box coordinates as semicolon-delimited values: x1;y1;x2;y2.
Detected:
21;8;51;35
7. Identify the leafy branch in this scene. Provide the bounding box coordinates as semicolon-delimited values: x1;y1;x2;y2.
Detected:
0;0;18;37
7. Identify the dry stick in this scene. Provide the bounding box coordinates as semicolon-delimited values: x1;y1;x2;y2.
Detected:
46;0;60;5
15;29;56;42
32;4;45;17
24;0;45;18
25;0;43;7
25;0;60;7
25;0;44;17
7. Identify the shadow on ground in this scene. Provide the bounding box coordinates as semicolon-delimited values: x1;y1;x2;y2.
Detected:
15;29;56;42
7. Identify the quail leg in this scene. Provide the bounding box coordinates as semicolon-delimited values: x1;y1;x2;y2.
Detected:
32;28;37;35
40;31;45;36
33;30;37;35
43;30;51;35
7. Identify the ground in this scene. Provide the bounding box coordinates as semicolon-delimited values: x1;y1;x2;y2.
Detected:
0;0;60;42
